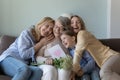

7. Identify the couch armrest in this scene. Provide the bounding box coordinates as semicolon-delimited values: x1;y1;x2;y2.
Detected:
0;35;16;55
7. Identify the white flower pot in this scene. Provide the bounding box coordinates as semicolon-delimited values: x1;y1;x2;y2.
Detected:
58;68;71;80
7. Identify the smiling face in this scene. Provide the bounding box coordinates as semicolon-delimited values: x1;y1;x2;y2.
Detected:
71;16;82;34
39;22;54;37
53;16;71;38
60;34;75;48
53;20;63;37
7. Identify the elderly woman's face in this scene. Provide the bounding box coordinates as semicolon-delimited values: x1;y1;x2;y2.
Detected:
39;22;54;37
53;21;63;37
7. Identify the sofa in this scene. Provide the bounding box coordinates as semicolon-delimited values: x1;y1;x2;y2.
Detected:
0;35;120;80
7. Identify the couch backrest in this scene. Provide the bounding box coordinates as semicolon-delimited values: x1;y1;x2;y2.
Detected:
0;35;120;55
99;38;120;52
0;35;16;55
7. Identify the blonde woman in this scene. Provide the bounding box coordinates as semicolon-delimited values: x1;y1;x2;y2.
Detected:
0;17;54;80
36;16;71;80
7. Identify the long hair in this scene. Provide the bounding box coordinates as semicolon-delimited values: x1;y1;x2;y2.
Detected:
31;17;55;42
71;15;86;30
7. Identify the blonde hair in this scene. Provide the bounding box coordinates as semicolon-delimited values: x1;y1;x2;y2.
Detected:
31;17;55;42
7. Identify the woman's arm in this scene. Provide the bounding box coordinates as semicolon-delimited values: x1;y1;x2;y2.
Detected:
73;31;89;73
34;38;46;53
17;30;36;59
36;45;53;65
34;33;55;53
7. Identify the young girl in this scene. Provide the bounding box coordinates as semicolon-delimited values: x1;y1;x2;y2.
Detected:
60;27;100;80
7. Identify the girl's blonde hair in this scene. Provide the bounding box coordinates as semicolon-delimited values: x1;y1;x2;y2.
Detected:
31;17;55;42
71;15;86;30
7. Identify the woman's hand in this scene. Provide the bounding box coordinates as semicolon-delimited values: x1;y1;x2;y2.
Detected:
39;33;55;46
34;34;54;53
45;58;53;65
72;63;81;73
72;64;84;77
76;69;84;77
69;71;75;80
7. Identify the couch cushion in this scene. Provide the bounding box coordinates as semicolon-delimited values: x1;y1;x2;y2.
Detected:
99;38;120;52
0;35;16;55
0;75;11;80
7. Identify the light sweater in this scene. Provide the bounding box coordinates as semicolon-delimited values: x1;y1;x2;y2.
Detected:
73;30;118;72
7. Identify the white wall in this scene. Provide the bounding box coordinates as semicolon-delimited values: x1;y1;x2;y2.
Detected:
0;0;107;38
109;0;120;38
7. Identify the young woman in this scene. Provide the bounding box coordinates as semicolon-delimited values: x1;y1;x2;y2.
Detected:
70;15;100;80
71;17;120;80
36;16;71;80
71;15;86;34
0;17;55;80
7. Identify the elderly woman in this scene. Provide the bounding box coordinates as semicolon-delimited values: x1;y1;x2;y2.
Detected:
36;16;72;80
